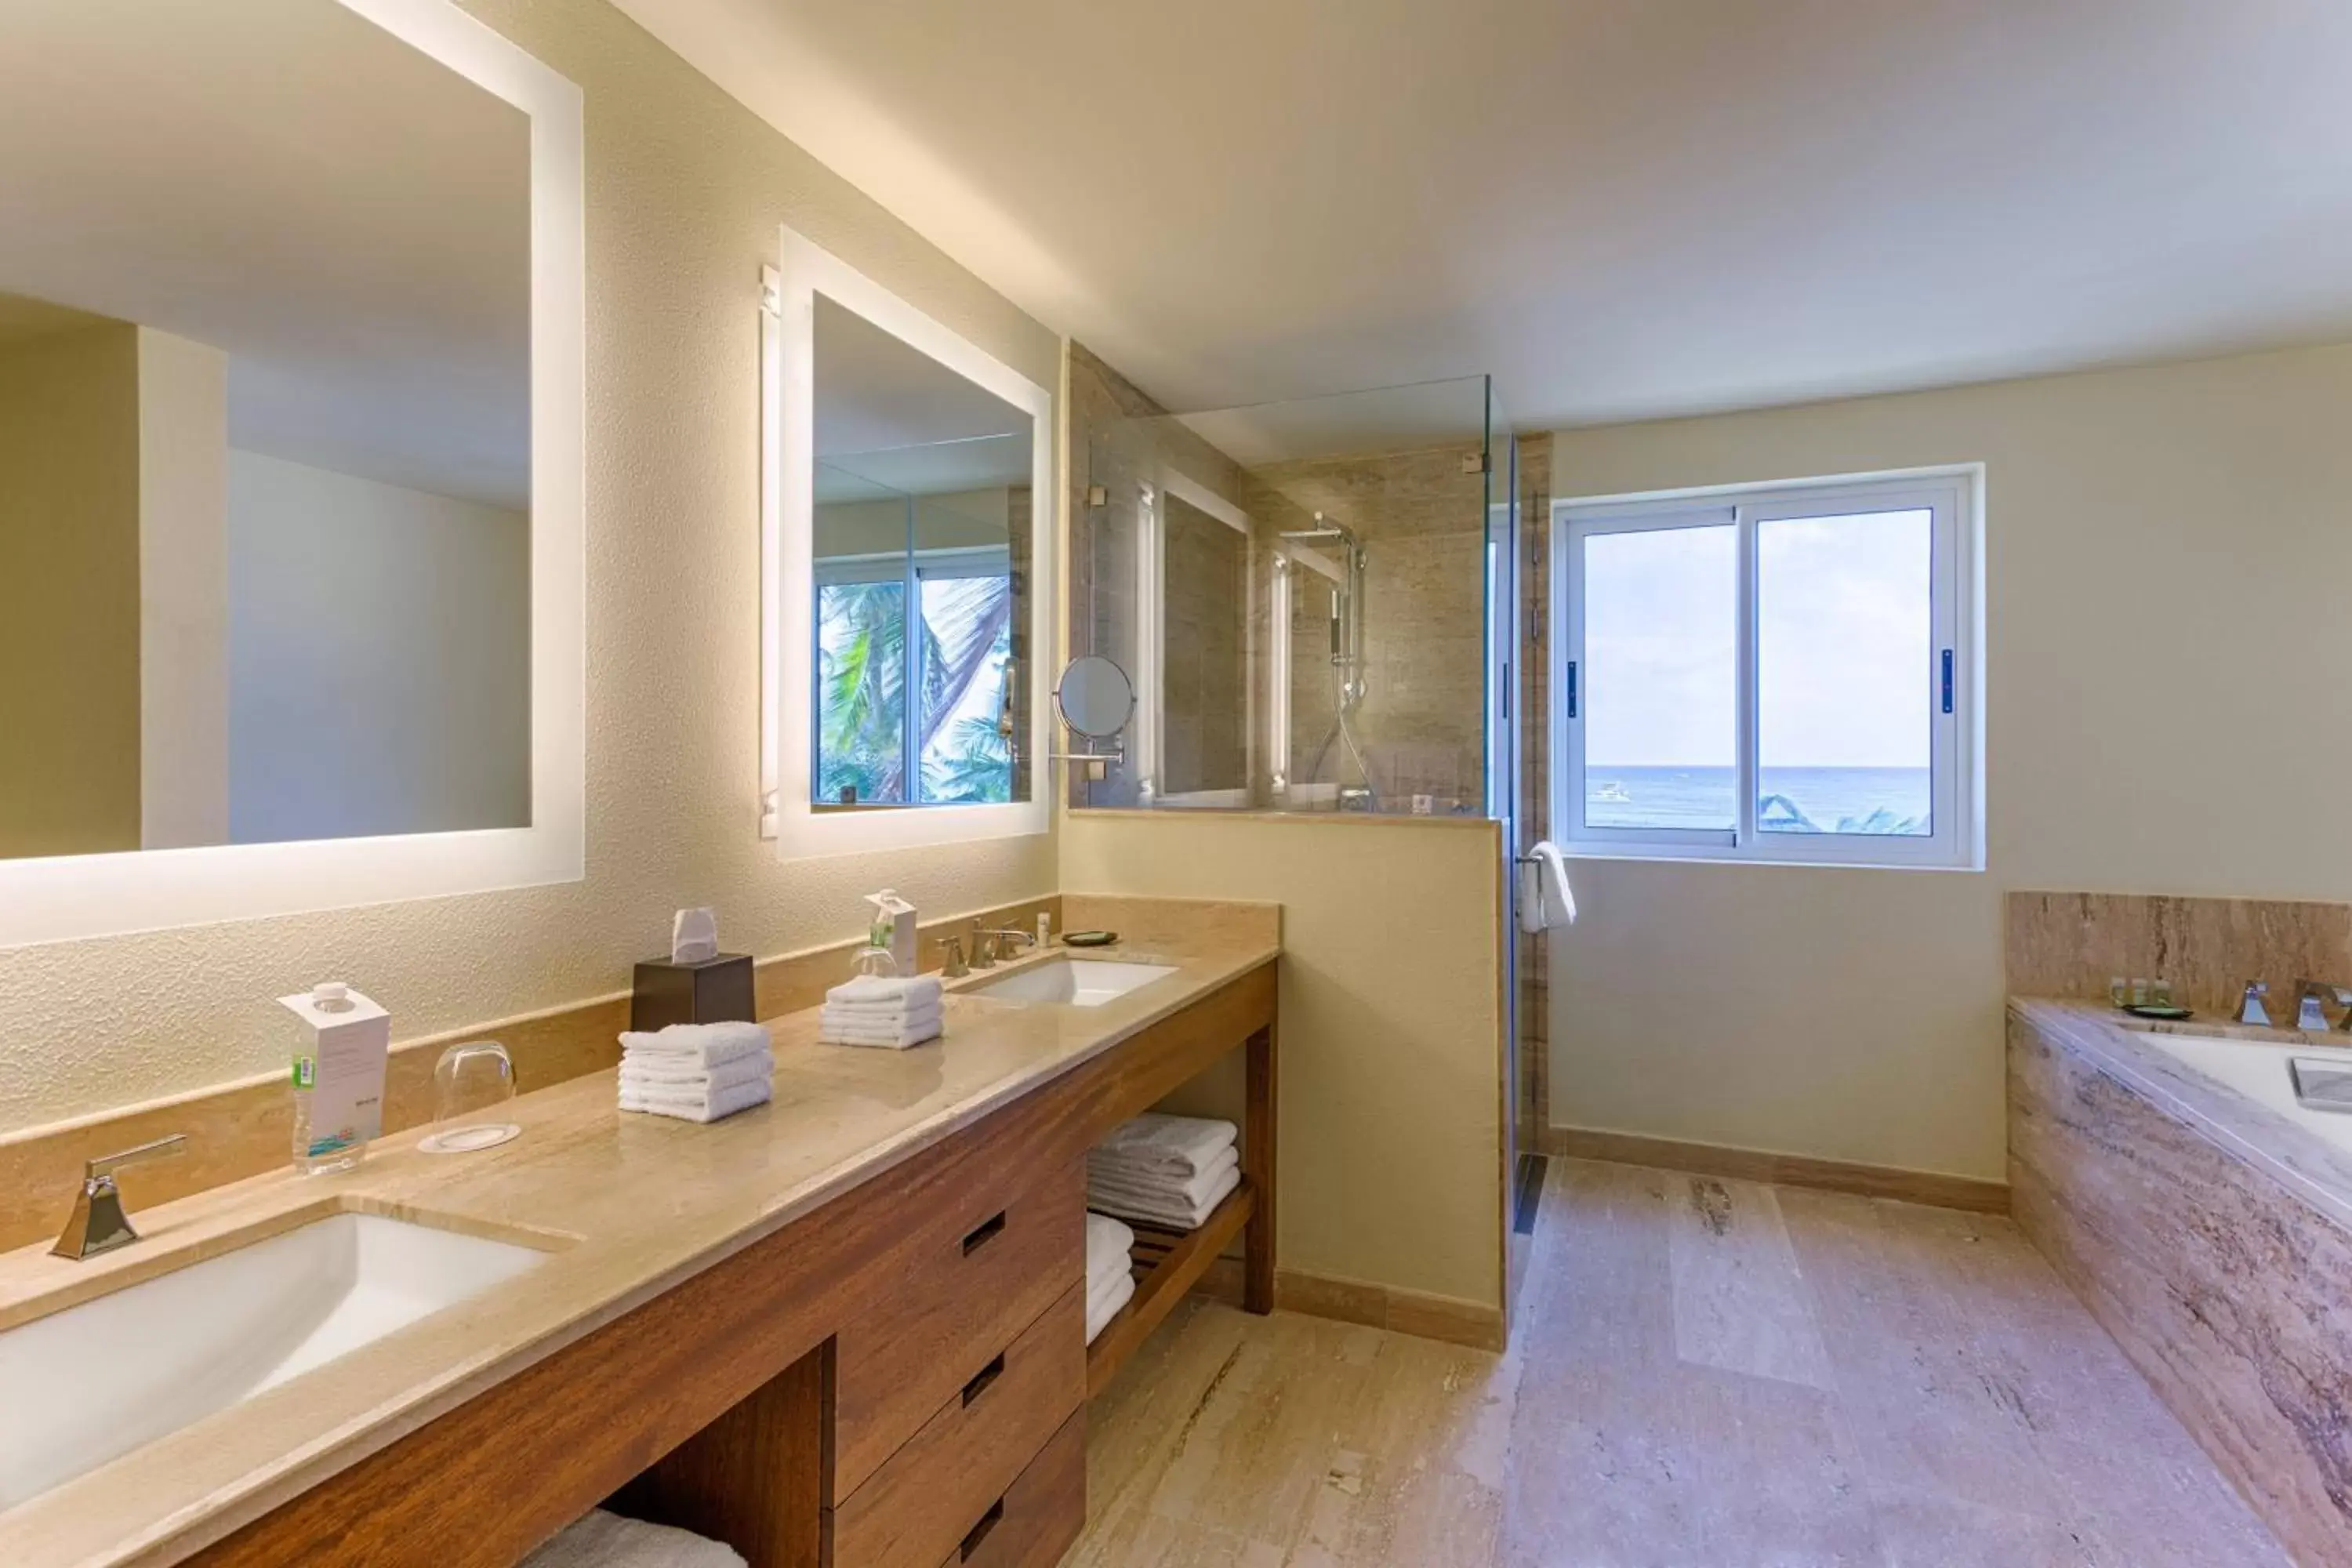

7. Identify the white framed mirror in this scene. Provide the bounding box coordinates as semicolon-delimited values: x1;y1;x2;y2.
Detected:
0;0;584;946
761;229;1054;858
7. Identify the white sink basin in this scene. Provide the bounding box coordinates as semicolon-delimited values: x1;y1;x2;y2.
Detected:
969;957;1178;1007
0;1210;545;1509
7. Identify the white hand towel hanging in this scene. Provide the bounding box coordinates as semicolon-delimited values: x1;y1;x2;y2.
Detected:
1517;840;1577;934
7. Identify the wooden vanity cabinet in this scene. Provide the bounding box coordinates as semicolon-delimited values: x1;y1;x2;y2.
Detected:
186;959;1275;1568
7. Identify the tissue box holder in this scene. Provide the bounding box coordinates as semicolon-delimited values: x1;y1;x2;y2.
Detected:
630;953;756;1032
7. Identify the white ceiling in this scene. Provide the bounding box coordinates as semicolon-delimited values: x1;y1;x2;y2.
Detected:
0;0;529;507
619;0;2352;429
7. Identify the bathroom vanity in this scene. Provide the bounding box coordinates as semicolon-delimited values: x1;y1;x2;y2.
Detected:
0;924;1278;1568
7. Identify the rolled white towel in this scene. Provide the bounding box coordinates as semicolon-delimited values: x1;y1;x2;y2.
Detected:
619;1076;772;1124
817;1007;944;1049
1089;1113;1238;1179
1088;1145;1239;1212
617;1021;770;1069
522;1508;746;1567
825;973;945;1011
1087;1162;1242;1232
619;1049;773;1092
1086;1210;1135;1285
1086;1269;1136;1345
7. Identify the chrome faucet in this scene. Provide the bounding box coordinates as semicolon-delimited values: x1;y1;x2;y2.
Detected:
982;928;1037;962
2293;979;2352;1032
2239;981;2274;1028
52;1134;186;1260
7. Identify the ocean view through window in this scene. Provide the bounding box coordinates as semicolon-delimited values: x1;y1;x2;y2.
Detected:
1555;470;1978;868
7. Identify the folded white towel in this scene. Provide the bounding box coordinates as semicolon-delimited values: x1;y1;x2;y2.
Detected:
825;973;945;1010
816;1007;944;1049
619;1049;773;1092
818;1006;946;1044
1517;840;1577;934
1087;1162;1242;1232
1086;1269;1136;1345
1089;1145;1239;1212
1089;1112;1238;1178
619;1076;772;1124
1087;1257;1130;1316
521;1508;746;1568
1086;1210;1135;1284
616;1021;770;1069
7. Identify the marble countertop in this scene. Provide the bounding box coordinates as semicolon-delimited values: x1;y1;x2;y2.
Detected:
0;920;1279;1568
2010;996;2352;1236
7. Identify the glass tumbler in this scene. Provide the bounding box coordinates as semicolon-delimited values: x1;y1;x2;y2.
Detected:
417;1040;521;1153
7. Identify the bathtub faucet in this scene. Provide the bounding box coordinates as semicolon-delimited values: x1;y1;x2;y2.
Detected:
2291;978;2352;1033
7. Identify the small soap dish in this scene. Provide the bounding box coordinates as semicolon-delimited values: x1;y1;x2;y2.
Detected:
1062;930;1119;949
2121;1004;2194;1021
2289;1056;2352;1115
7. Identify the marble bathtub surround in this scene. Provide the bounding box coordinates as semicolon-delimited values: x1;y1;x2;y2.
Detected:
2009;997;2352;1563
0;921;1279;1568
0;894;1062;1254
2006;889;2352;1021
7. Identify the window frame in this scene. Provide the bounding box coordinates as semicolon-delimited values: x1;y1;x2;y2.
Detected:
811;545;1013;808
1552;466;1980;870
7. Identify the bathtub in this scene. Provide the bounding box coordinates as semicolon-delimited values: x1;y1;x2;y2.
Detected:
2008;998;2352;1563
2139;1029;2352;1156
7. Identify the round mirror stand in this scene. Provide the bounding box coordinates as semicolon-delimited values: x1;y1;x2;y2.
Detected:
1052;655;1134;780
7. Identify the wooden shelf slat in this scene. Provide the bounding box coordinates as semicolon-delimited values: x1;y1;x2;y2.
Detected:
1083;1181;1257;1399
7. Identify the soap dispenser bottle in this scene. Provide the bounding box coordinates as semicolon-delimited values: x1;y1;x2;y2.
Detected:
284;981;391;1175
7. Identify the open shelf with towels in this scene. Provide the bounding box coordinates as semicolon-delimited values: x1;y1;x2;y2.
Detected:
1084;1178;1258;1398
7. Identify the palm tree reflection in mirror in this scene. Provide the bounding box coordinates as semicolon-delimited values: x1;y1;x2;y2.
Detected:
816;568;1012;806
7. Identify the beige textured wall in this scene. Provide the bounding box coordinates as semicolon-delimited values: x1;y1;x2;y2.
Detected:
0;322;144;861
1062;812;1504;1308
0;0;1060;1135
1548;340;2352;1181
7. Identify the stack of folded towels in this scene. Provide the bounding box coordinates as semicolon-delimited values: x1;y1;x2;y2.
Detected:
818;972;945;1048
1086;1112;1241;1231
619;1021;773;1123
1085;1210;1135;1345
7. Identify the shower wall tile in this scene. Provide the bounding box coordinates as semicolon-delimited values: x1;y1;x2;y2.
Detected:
1517;434;1553;1155
1241;445;1490;812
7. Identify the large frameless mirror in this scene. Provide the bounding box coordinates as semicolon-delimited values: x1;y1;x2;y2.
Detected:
764;232;1053;858
0;0;584;946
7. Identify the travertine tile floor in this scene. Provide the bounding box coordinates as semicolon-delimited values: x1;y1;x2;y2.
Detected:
1070;1158;2291;1567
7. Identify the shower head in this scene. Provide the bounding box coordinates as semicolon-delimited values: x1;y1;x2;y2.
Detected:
1277;512;1359;547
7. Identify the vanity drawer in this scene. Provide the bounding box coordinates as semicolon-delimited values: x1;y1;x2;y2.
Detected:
935;1409;1087;1568
834;1157;1083;1497
831;1282;1085;1568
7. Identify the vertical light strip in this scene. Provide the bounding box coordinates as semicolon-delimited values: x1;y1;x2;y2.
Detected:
1269;555;1292;797
757;267;782;837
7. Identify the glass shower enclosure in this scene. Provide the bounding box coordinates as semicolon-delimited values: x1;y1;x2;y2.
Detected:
1077;376;1518;819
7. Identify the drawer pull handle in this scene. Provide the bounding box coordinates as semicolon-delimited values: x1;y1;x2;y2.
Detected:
961;1352;1006;1406
961;1210;1007;1254
959;1498;1005;1560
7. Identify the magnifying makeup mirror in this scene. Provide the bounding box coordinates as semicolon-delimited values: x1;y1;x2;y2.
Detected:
1055;656;1135;740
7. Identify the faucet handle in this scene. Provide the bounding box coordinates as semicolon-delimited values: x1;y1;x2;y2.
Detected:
2240;980;2273;1027
54;1133;184;1260
87;1134;186;1185
2293;979;2352;1033
941;935;968;978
